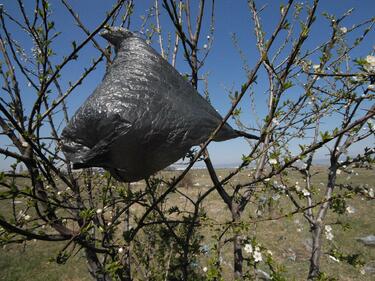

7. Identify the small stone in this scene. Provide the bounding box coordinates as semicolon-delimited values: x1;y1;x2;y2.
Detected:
255;269;271;280
364;261;375;274
357;235;375;246
346;205;355;214
304;238;312;251
328;255;340;262
286;248;296;261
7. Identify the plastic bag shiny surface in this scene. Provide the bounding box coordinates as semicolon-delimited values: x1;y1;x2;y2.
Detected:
61;28;239;182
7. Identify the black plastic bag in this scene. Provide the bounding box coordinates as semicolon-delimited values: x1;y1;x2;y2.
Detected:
61;27;253;182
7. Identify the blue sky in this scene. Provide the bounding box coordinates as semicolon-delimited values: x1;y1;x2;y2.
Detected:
0;0;374;170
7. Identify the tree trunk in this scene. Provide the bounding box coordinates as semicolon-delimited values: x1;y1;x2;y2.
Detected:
308;223;322;280
233;233;243;280
121;184;132;281
85;248;112;281
232;207;243;280
308;164;337;280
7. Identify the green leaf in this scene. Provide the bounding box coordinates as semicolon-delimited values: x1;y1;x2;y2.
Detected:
320;131;331;142
241;83;247;93
232;108;242;116
283;80;294;90
48;21;55;30
241;155;251;165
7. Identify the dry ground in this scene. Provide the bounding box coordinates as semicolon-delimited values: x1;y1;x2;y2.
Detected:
0;167;374;280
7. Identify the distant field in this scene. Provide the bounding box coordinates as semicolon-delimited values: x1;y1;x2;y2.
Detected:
0;167;374;281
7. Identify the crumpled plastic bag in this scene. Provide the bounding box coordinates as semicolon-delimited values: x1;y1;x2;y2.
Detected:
61;27;252;182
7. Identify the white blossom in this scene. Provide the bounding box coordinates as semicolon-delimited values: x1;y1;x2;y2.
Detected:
206;35;210;40
352;76;360;82
96;208;103;215
369;188;374;197
269;158;278;165
312;64;320;71
253;247;262;262
24;214;31;221
302;188;310;197
202;266;208;272
272;118;280;126
365;55;375;65
325;232;334;241
244;243;253;254
57;191;62;196
118;247;124;254
325;225;332;232
203;44;208;49
364;55;375;72
368;84;375;92
267;250;273;256
325;225;334;241
336;169;342;175
340;27;347;34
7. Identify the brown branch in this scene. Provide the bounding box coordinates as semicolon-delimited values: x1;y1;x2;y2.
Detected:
28;0;126;133
0;217;70;241
60;0;112;63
